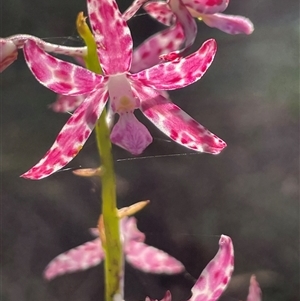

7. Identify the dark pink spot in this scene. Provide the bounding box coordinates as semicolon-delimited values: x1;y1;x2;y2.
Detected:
46;55;58;67
214;270;220;279
31;65;51;82
170;129;178;140
223;276;228;285
67;147;79;158
206;0;223;6
54;69;70;80
73;110;85;123
141;51;150;59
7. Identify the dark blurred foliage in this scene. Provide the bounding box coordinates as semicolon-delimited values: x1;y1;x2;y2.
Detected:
0;0;299;301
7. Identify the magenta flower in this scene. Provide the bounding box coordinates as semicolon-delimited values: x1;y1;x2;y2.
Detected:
246;275;262;301
145;0;254;36
146;235;234;301
52;22;185;113
44;217;184;280
21;0;226;180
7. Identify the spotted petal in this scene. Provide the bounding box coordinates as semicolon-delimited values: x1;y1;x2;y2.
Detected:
87;0;133;74
246;275;262;301
201;13;254;35
0;38;18;72
189;235;234;301
44;239;104;280
21;88;109;180
125;240;184;274
1;34;87;72
131;23;184;73
122;217;145;242
160;0;197;60
123;0;149;21
132;39;217;91
183;0;228;14
144;0;197;59
51;94;86;113
144;1;174;26
23;40;103;95
134;86;226;154
110;112;153;155
123;217;184;274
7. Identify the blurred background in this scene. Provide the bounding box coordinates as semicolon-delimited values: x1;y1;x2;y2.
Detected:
1;0;299;300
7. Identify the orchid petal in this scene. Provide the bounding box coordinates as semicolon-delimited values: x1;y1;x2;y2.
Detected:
1;34;86;72
87;0;133;74
134;86;226;154
160;0;197;61
44;239;104;280
131;23;184;73
23;40;103;96
132;39;216;91
51;94;85;113
246;275;262;301
125;240;185;274
123;217;184;274
202;13;254;35
144;1;174;26
0;39;18;72
122;217;146;242
8;34;87;56
110;113;153;155
21;88;109;180
183;0;228;14
123;0;149;21
189;235;234;301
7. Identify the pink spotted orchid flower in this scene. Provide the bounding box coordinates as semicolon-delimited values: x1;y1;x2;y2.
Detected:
146;235;234;301
21;0;226;180
44;217;184;280
144;0;254;38
1;1;185;113
51;22;185;113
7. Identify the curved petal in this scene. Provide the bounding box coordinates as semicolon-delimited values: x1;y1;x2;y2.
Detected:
202;13;254;35
50;94;85;113
125;240;185;274
0;39;18;72
131;23;184;73
134;86;226;154
8;34;87;56
110;112;153;155
144;1;174;26
87;0;133;74
160;0;197;61
44;238;104;280
123;0;149;21
21;87;109;180
189;235;234;301
183;0;228;14
132;39;217;91
23;40;103;95
246;275;262;301
121;217;146;242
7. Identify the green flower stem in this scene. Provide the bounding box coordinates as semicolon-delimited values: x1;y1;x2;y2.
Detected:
76;13;122;301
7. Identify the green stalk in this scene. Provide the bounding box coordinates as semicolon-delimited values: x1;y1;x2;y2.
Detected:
76;13;122;301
